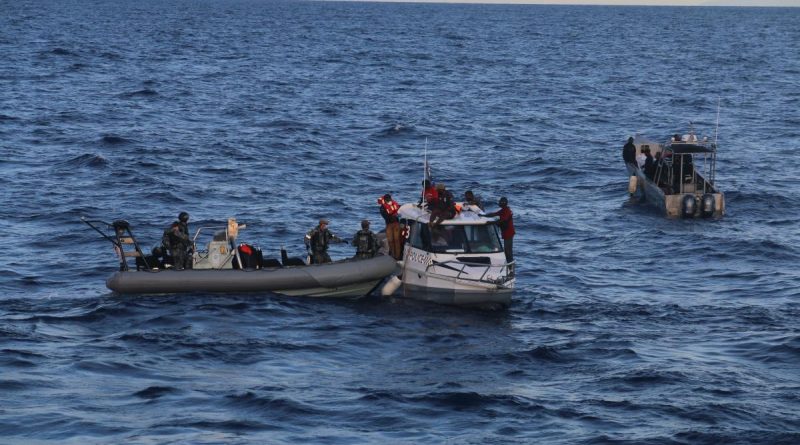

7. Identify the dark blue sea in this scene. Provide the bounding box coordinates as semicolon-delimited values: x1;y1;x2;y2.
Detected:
2;0;799;443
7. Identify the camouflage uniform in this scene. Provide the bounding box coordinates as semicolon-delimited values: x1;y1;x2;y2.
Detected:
305;223;345;264
352;228;378;259
163;222;191;270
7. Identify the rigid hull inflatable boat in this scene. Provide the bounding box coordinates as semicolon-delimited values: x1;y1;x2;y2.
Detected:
105;256;396;297
84;217;395;298
626;125;725;218
381;203;515;309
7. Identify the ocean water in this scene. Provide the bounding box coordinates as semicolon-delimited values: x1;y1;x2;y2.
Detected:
1;0;799;443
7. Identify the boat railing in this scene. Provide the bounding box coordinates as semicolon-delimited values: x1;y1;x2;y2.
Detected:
425;259;515;287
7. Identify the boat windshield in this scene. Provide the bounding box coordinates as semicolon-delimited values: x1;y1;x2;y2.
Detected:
411;222;503;254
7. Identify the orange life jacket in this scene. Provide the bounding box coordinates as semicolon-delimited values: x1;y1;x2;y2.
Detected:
377;197;400;215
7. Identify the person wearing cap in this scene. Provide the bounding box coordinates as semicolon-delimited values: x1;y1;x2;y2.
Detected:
377;193;402;260
304;218;346;264
162;211;192;270
352;220;379;260
484;197;515;265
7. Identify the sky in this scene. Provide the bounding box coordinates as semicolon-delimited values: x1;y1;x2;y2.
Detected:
362;0;800;5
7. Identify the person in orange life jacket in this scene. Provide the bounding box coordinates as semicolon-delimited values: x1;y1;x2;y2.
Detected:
484;197;515;264
378;193;403;260
420;179;438;209
430;183;455;227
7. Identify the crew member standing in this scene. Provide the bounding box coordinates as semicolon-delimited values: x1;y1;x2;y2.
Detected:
305;219;346;264
485;197;515;265
163;213;191;270
377;193;402;260
622;137;636;167
353;219;379;259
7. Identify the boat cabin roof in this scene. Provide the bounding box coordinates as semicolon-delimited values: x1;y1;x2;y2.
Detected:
397;203;497;225
667;142;716;154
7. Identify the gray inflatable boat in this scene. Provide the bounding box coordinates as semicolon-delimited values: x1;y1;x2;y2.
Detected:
106;255;397;297
83;217;396;298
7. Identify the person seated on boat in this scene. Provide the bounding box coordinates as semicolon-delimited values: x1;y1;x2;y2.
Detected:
636;148;646;170
377;193;403;260
622;137;636;167
429;183;455;227
673;134;681;142
643;147;656;180
420;179;438;209
353;219;379;260
464;190;484;211
163;220;191;270
305;218;347;264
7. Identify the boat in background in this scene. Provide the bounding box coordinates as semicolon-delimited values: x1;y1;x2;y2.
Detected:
626;124;725;218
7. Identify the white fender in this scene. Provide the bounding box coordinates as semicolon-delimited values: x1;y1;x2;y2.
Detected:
380;275;402;296
628;175;638;194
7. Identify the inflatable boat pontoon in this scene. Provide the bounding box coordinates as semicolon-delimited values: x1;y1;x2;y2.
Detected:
83;217;396;299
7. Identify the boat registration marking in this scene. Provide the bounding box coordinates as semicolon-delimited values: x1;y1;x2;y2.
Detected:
408;251;432;267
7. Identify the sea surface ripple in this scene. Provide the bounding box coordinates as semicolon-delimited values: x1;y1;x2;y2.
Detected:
1;1;799;443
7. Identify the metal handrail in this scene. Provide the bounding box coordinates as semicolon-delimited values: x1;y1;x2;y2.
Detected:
425;259;515;287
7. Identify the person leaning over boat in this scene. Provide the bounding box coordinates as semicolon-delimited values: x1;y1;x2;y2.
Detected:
464;190;484;210
353;219;379;260
377;193;402;260
484;197;515;265
430;183;456;227
305;219;347;264
162;211;192;270
622;137;636;167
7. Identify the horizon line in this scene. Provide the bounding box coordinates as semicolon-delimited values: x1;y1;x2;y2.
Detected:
323;0;800;7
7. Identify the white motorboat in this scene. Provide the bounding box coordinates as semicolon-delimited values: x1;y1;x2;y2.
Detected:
381;203;515;309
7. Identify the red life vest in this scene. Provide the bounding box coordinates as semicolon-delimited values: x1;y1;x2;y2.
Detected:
424;186;438;204
377;196;400;215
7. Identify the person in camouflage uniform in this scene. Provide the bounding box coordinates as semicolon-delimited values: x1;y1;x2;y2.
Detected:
162;211;192;270
304;218;347;264
352;220;378;260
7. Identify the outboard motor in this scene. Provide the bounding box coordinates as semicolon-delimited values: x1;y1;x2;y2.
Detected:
700;194;715;218
681;194;697;218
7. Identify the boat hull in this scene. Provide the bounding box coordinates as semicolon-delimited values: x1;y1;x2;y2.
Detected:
106;255;397;298
402;282;513;309
627;164;725;218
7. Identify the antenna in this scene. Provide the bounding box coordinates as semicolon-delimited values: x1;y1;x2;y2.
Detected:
714;97;721;147
422;137;428;206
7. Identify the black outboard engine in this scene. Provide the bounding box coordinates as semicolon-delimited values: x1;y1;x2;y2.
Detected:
700;194;716;218
681;194;697;218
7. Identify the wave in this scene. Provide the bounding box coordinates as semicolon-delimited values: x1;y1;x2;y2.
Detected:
118;89;159;98
372;123;415;139
100;134;132;145
61;153;108;168
133;385;179;399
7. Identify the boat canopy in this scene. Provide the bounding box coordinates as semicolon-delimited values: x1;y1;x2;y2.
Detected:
397;203;497;225
668;142;716;154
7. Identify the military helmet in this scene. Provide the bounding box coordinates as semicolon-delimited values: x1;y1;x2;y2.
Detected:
178;211;189;222
319;218;329;225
